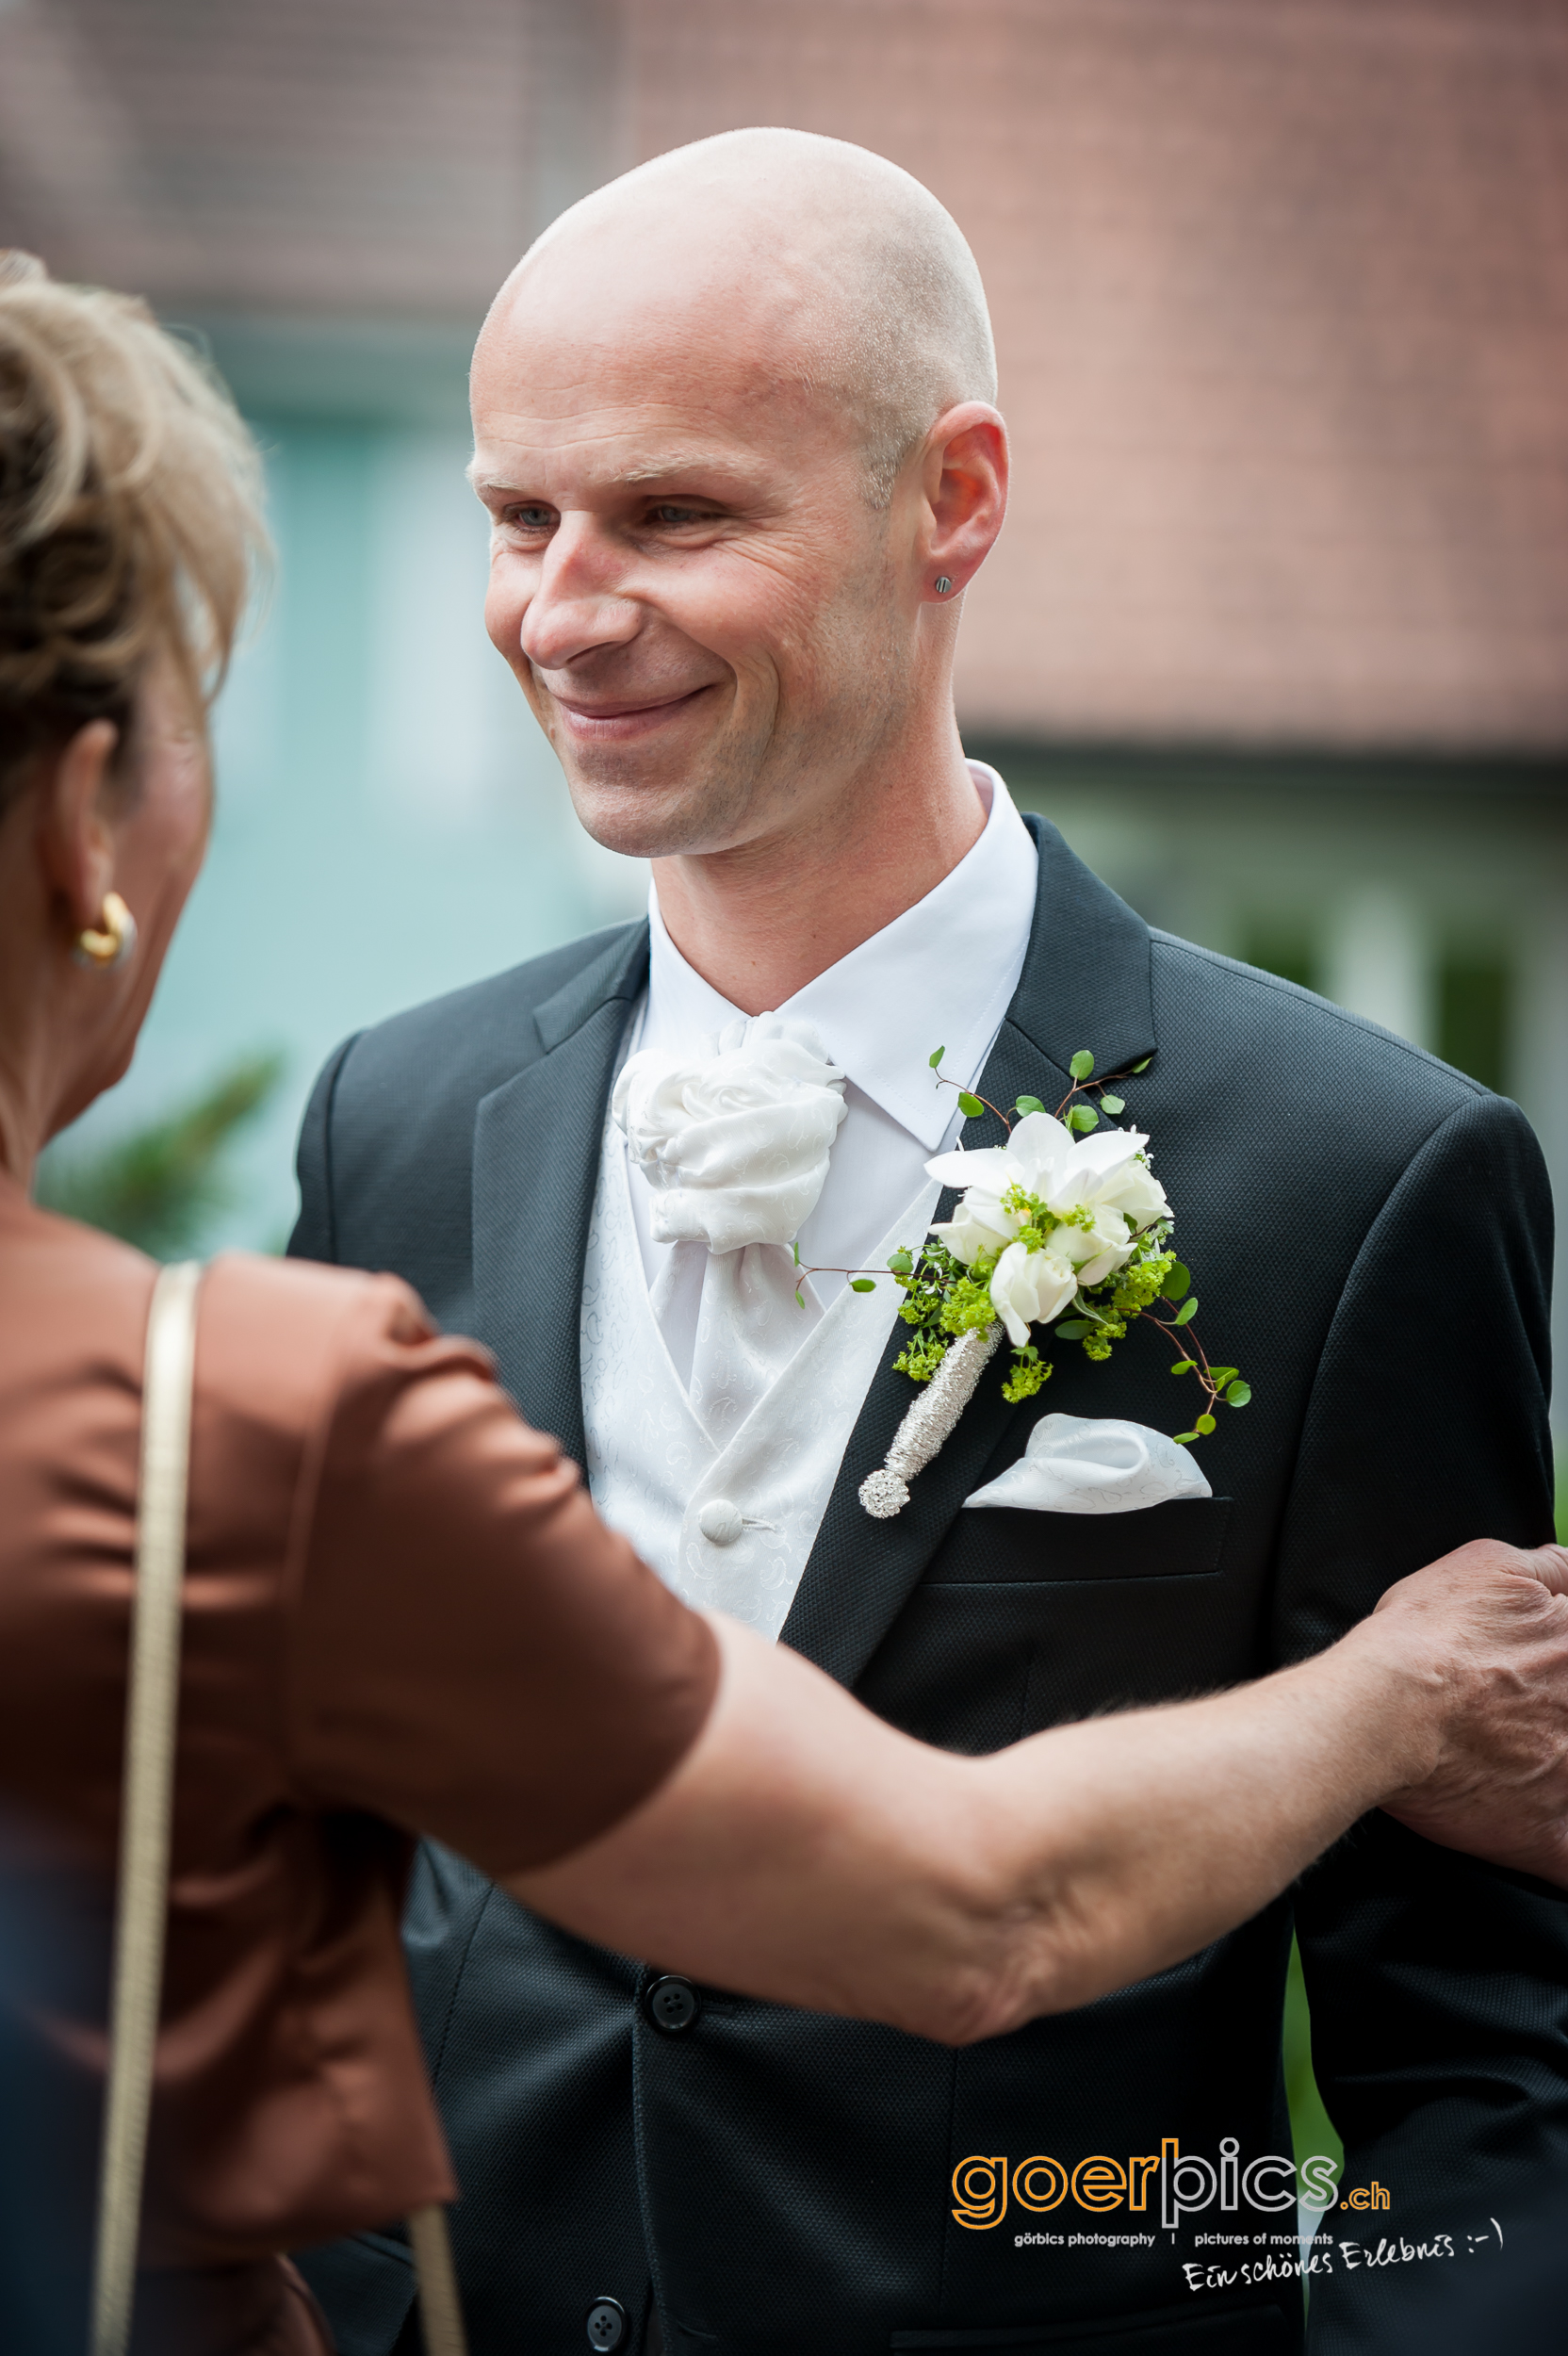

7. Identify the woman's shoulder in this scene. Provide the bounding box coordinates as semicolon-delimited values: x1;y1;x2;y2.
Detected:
3;1199;439;1376
0;1190;163;1387
5;1184;158;1283
205;1250;433;1341
197;1252;485;1439
3;1196;474;1416
180;1257;504;1583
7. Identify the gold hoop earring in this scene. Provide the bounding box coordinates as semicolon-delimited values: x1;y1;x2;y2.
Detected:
74;891;138;972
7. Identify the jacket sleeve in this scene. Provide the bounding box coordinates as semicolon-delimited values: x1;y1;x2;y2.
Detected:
286;1032;360;1267
1271;1091;1568;2345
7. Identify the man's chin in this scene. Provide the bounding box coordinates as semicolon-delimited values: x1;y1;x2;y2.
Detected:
561;752;759;864
565;787;737;862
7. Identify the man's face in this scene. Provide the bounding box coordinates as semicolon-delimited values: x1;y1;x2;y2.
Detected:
469;246;915;862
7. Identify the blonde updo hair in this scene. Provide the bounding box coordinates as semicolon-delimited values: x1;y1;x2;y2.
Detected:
0;252;269;810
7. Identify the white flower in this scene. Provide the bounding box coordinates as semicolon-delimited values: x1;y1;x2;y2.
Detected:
924;1106;1170;1342
988;1236;1081;1346
932;1189;1021;1265
1051;1205;1141;1289
612;1014;847;1255
1091;1150;1168;1235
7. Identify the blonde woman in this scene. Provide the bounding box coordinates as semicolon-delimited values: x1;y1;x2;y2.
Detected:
2;254;1567;2356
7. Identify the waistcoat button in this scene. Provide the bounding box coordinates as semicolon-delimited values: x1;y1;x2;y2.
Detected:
585;2296;629;2351
697;1497;744;1546
645;1974;701;2035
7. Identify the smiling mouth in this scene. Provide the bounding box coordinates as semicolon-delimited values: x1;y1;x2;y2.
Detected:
553;685;713;730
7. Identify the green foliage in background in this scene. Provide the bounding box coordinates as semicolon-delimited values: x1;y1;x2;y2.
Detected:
1240;928;1320;998
1284;1933;1343;2180
37;1051;286;1260
1438;958;1511;1098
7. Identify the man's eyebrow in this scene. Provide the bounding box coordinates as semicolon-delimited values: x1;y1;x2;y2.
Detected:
611;453;751;489
466;452;756;496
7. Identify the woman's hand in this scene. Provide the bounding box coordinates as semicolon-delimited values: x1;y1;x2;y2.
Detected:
1369;1538;1568;1884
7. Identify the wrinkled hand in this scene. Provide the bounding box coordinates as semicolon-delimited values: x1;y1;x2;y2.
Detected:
1372;1539;1568;1886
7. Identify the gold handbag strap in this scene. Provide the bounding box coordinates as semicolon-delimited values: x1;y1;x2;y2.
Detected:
89;1261;468;2356
407;2203;468;2356
90;1260;204;2356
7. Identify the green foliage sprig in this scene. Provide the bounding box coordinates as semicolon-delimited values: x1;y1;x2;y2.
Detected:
885;1234;1004;1382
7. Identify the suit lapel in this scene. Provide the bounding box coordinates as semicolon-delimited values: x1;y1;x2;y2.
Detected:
471;923;650;1464
1001;810;1155;1087
780;817;1157;1689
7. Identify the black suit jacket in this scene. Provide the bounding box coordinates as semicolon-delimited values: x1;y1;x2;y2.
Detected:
290;820;1568;2356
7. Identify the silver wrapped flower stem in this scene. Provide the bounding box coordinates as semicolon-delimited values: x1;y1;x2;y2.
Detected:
859;1321;1004;1518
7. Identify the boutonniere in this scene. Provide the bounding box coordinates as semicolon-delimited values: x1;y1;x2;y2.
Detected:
856;1049;1250;1518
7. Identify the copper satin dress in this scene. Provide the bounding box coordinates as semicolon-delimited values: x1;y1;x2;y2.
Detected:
0;1174;719;2354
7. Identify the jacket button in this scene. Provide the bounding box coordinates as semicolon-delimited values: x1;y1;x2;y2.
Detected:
645;1974;701;2035
697;1497;743;1546
585;2296;629;2351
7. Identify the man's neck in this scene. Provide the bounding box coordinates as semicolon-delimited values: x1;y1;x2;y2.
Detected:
650;727;987;1014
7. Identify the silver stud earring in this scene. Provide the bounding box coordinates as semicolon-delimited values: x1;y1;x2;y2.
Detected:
934;576;953;595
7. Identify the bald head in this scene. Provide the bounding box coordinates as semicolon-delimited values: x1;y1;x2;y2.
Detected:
469;129;1008;906
484;128;996;506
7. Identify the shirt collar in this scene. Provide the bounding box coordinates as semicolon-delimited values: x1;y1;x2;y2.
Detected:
644;762;1038;1151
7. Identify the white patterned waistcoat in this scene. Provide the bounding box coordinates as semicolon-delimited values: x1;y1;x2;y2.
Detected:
581;1104;940;1643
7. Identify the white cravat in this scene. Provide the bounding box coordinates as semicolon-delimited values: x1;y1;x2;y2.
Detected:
586;761;1038;1620
613;1014;848;1444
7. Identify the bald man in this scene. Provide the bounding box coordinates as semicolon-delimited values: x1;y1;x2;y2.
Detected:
291;133;1567;2356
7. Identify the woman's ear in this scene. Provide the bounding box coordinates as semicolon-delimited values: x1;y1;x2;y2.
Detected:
37;718;121;933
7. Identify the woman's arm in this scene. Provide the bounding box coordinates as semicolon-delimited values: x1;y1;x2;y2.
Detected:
287;1284;1568;2044
510;1539;1568;2044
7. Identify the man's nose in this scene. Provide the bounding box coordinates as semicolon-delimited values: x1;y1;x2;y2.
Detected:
517;515;643;673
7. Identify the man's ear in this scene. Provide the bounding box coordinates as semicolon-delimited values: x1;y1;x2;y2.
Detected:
918;403;1009;603
37;718;121;932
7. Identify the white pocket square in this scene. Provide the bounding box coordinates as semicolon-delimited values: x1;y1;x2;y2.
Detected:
962;1414;1214;1514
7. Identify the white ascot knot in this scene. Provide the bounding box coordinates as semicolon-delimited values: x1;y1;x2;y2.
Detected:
612;1013;848;1256
963;1413;1213;1514
613;1014;851;1447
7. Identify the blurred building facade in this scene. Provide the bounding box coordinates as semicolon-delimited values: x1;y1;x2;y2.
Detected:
3;0;1566;1379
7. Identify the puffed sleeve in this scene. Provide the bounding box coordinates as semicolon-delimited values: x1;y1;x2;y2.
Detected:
283;1274;720;1876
